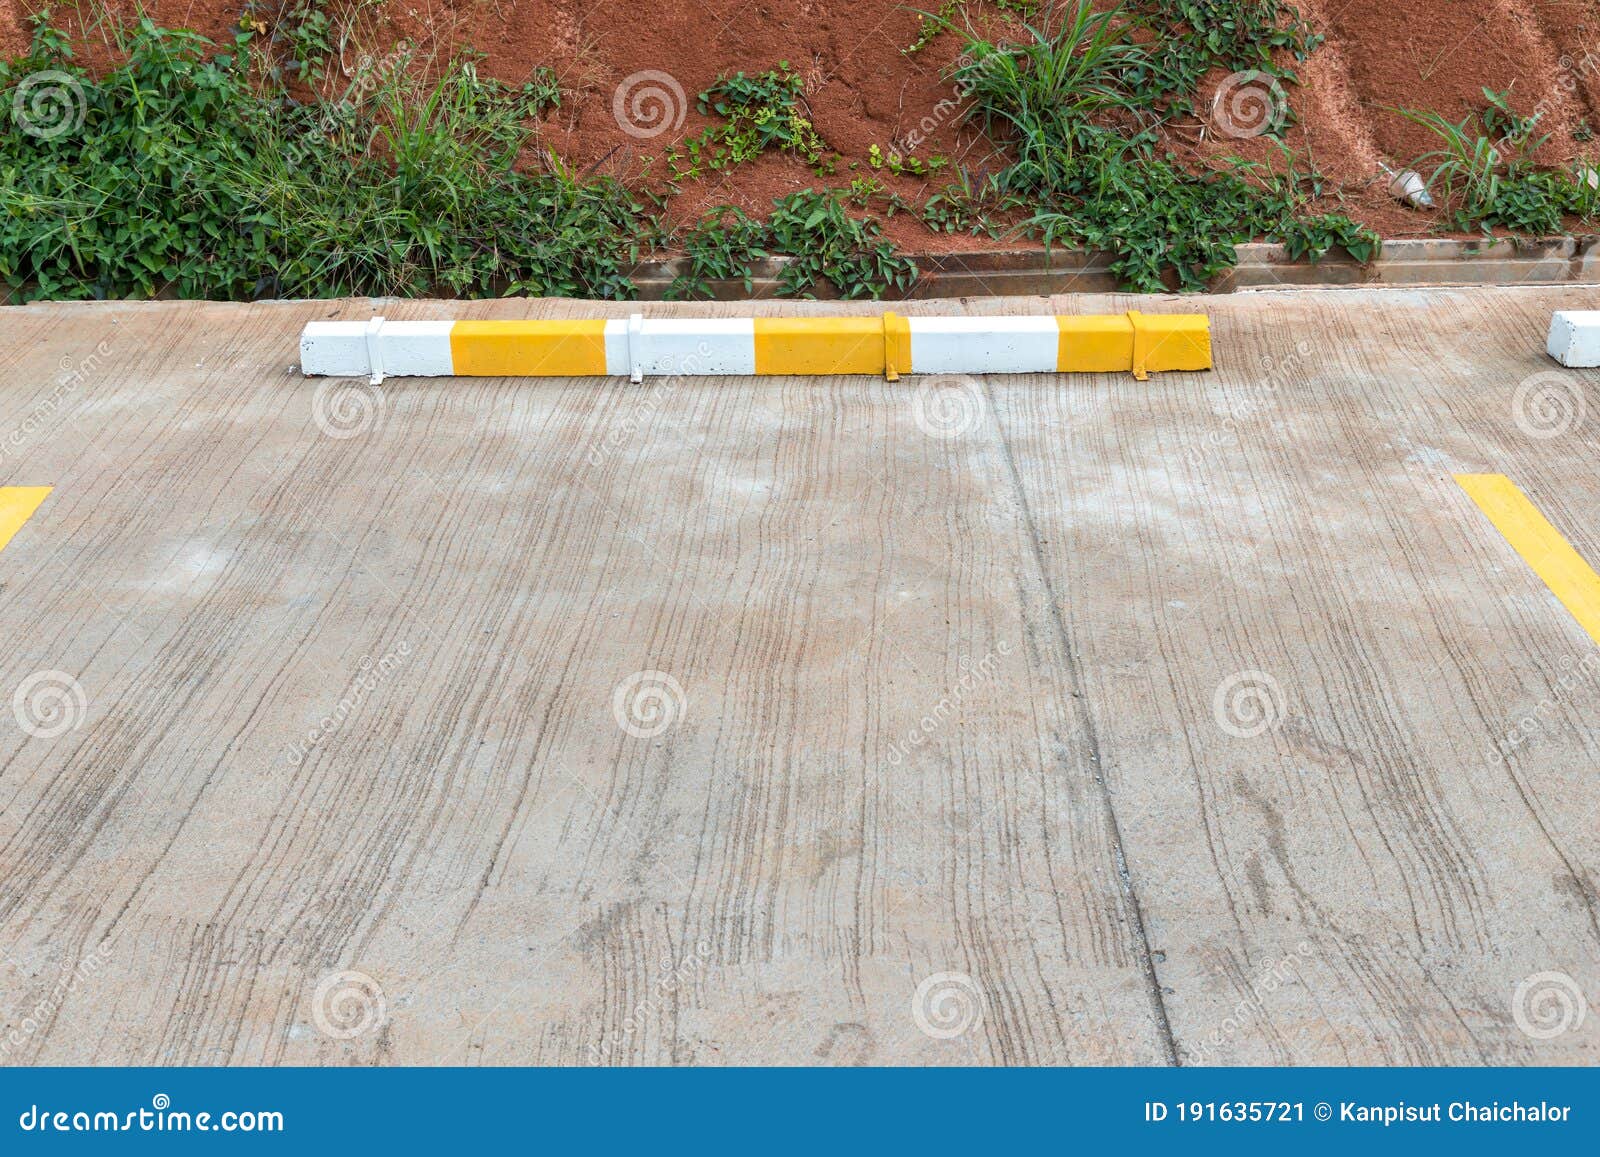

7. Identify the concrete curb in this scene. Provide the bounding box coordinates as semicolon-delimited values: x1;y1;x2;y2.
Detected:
300;311;1212;383
629;237;1600;299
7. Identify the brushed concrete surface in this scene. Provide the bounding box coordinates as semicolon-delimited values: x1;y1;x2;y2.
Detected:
0;288;1595;1065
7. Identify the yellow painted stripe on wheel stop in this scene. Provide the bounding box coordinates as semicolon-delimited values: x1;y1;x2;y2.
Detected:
449;320;610;376
1055;313;1211;376
1456;473;1600;647
882;312;911;381
1056;315;1137;373
0;486;52;555
753;318;885;375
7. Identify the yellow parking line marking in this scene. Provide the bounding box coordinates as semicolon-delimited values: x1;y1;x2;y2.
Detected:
0;486;52;555
1456;473;1600;646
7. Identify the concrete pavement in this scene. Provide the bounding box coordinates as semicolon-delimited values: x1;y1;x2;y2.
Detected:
0;288;1596;1064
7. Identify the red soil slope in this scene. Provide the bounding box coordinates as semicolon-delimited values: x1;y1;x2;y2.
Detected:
7;0;1600;248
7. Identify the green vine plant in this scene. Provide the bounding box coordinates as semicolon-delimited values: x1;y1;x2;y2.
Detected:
667;190;918;300
667;63;833;180
242;0;336;82
867;143;949;177
904;0;1042;55
1126;0;1322;108
920;166;1016;236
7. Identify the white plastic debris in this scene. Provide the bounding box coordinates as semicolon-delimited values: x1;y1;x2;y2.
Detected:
1380;164;1435;209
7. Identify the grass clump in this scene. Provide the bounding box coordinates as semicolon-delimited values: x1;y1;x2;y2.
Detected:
938;0;1376;290
1398;88;1599;235
0;12;647;301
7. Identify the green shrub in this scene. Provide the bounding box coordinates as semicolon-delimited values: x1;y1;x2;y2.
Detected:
941;0;1376;290
768;190;918;298
1024;131;1374;291
0;13;646;301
